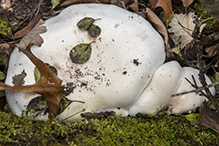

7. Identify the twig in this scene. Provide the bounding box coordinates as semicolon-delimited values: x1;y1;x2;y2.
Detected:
31;0;43;29
171;77;219;97
196;44;219;111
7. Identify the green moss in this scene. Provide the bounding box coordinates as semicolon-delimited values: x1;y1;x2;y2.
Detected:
190;1;215;31
0;112;218;145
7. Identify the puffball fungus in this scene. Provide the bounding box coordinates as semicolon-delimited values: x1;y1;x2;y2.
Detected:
5;4;215;120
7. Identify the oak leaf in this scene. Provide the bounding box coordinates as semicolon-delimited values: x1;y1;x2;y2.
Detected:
0;43;65;119
17;19;46;50
2;21;65;119
14;13;42;39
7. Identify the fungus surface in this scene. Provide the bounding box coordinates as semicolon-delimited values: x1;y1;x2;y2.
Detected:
5;4;214;120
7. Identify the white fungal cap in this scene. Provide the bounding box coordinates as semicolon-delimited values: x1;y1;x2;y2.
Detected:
5;4;165;120
129;61;183;115
129;61;215;116
167;66;215;114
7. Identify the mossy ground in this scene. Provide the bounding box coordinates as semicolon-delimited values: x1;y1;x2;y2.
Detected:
0;112;218;146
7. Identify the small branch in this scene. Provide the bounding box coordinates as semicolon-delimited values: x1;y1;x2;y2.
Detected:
196;44;219;111
171;77;219;97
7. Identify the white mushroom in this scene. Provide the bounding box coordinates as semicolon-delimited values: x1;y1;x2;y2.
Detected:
129;61;214;115
5;4;214;120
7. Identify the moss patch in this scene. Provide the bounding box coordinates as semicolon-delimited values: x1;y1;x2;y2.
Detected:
0;112;218;145
190;0;215;31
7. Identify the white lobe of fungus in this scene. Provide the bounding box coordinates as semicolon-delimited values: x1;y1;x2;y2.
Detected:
5;4;215;120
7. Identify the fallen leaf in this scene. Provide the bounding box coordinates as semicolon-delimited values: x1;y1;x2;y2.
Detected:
14;13;42;39
69;42;93;64
206;97;219;110
0;71;5;80
128;0;138;13
155;105;168;116
58;96;74;114
87;24;101;38
77;17;95;31
213;21;219;31
181;0;194;7
165;42;176;61
145;8;168;48
204;43;219;58
77;17;101;38
149;0;172;26
168;12;194;49
168;12;206;49
27;96;48;112
27;96;74;115
185;113;206;129
34;63;58;83
0;43;66;119
0;17;13;39
17;19;46;50
198;101;219;134
111;0;128;9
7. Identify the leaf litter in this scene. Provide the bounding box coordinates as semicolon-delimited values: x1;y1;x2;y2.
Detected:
1;19;65;119
1;0;219;136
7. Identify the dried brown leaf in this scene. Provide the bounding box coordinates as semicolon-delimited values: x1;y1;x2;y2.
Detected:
168;12;206;49
0;43;65;119
145;7;168;48
198;101;219;134
213;21;219;31
17;19;46;50
165;44;176;61
14;13;42;39
2;22;65;119
128;0;139;13
181;0;194;7
149;0;172;26
204;43;219;58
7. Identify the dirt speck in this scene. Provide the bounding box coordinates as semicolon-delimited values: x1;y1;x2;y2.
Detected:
122;71;127;75
133;59;141;66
